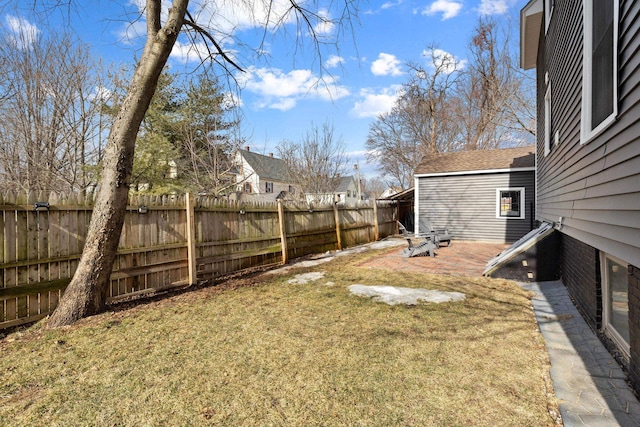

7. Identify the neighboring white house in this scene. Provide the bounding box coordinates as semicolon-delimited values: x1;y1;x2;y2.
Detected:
379;186;401;199
306;176;360;206
234;148;299;201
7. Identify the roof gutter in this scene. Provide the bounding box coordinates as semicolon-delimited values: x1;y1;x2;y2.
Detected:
415;167;535;178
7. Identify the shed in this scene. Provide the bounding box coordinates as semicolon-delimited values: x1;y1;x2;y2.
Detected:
414;146;536;243
382;187;415;231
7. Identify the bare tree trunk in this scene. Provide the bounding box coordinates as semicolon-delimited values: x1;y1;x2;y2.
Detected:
48;0;188;327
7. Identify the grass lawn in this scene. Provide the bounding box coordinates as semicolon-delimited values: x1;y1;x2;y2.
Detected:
0;245;557;426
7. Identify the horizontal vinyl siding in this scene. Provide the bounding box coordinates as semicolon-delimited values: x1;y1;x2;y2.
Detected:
417;171;535;243
538;0;640;268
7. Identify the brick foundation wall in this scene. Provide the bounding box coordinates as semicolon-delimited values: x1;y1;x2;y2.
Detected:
629;266;640;395
561;234;601;329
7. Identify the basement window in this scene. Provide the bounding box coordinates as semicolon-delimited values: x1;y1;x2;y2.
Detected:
601;253;630;358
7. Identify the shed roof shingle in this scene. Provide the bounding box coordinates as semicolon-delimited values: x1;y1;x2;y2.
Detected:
415;146;535;175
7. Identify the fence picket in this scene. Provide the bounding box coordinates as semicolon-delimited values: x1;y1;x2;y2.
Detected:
0;194;397;329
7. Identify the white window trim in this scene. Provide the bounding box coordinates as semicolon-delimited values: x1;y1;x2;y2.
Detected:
600;252;630;359
496;188;526;220
545;0;554;33
580;0;619;144
544;79;552;156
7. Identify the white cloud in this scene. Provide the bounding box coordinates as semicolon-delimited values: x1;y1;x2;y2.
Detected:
381;0;404;10
119;0;346;66
371;53;404;77
119;0;299;48
238;66;350;111
169;39;241;65
351;86;401;118
174;0;298;32
426;48;466;74
314;9;335;36
478;0;512;15
325;55;345;68
423;0;463;20
5;15;40;49
223;91;243;109
170;40;208;62
89;86;113;102
269;98;297;111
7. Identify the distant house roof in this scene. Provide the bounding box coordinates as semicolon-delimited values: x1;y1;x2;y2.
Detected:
415;146;535;176
380;186;402;199
240;149;290;182
336;176;356;193
382;187;414;201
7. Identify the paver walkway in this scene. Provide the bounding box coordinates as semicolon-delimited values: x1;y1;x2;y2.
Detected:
523;281;640;427
361;238;640;426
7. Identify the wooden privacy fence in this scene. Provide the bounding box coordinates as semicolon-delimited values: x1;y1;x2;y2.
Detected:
0;192;397;329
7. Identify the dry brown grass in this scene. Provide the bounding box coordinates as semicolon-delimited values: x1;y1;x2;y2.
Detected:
0;247;557;426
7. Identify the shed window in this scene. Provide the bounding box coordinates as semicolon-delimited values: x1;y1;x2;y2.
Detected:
581;0;618;143
496;188;525;219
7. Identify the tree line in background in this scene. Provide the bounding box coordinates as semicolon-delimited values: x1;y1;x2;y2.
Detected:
0;1;527;328
3;0;363;328
0;23;243;196
0;16;532;200
0;31;103;194
0;16;376;200
366;18;535;189
113;69;243;196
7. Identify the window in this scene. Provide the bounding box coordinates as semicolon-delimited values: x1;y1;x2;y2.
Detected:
265;182;273;193
545;0;554;33
288;185;295;194
601;253;630;358
496;188;525;219
544;79;552;156
581;0;618;143
244;182;252;193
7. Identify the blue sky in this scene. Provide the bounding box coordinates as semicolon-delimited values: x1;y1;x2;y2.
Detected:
6;0;528;178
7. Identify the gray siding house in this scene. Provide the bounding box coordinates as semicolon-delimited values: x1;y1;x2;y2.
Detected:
521;0;640;392
414;146;535;243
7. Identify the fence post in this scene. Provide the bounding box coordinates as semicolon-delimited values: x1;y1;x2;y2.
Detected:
186;193;197;285
373;200;379;241
333;202;343;250
277;199;288;264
